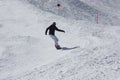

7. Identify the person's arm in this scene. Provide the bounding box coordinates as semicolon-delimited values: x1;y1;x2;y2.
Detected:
45;27;49;35
55;27;65;33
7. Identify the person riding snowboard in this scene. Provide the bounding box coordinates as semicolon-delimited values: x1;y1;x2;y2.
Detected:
45;22;65;49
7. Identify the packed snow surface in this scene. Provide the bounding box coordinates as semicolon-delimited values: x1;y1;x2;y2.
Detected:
0;0;120;80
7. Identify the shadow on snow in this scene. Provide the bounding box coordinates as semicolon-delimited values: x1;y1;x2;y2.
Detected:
61;46;80;50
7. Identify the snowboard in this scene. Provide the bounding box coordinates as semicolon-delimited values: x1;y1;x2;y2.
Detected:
55;45;79;50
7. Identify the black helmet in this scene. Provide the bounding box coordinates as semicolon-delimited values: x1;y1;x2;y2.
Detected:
53;22;56;25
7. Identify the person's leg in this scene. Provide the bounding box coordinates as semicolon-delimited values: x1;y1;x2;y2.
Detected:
49;35;61;49
49;35;59;45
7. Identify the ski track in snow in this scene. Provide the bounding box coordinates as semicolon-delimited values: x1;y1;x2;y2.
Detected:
0;0;120;80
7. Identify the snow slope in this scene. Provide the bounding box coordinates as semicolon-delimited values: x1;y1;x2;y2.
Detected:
0;0;120;80
80;0;120;25
0;0;74;79
24;0;120;25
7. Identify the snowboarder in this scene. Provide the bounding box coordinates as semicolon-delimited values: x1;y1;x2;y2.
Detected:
45;22;65;49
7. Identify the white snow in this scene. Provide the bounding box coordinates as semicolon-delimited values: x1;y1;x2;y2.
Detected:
0;0;120;80
0;0;69;79
25;0;120;25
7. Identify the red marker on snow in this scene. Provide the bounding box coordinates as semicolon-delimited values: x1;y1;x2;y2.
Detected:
57;4;61;14
96;11;98;24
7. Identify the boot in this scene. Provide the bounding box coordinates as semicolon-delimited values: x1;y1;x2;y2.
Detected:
55;44;61;49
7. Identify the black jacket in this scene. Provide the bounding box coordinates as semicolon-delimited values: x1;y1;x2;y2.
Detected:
45;24;65;35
